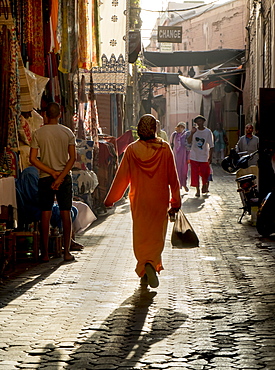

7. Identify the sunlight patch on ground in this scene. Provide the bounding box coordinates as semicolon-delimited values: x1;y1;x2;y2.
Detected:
200;256;217;261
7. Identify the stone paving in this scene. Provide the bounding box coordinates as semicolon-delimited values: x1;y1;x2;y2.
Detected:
1;165;275;369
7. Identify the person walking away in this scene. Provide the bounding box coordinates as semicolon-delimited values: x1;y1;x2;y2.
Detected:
104;114;181;288
235;123;259;166
213;122;228;164
170;122;190;193
187;115;214;197
30;102;77;262
156;119;168;142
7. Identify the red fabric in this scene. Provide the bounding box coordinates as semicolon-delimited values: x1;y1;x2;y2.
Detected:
202;80;223;90
26;0;45;76
19;115;32;144
103;136;118;156
190;160;210;187
98;141;112;167
116;130;134;157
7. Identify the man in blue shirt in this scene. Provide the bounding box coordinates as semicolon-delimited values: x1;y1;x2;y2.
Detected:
235;124;259;166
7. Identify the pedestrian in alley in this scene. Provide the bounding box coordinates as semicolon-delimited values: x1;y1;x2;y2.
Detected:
30;102;77;262
213;122;228;164
170;122;191;193
187;115;214;197
104;114;181;288
235;123;259;166
156;119;168;142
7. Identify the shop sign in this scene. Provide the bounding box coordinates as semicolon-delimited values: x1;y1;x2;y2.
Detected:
157;26;182;43
160;43;173;52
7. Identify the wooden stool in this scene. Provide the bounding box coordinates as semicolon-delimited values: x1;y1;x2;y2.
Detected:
49;235;63;258
11;231;40;262
4;231;16;272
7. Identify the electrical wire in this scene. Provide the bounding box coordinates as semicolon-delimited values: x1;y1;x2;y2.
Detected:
137;0;232;13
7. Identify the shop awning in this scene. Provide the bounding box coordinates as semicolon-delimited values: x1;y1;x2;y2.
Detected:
179;67;245;94
143;49;245;67
202;68;245;90
140;71;179;85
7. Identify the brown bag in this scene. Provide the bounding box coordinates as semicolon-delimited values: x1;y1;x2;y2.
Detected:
171;210;199;248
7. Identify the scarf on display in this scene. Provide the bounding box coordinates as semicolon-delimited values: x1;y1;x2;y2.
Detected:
84;72;99;146
78;0;100;69
0;4;25;156
0;21;20;153
24;0;45;76
0;25;11;153
7;25;21;151
58;0;77;74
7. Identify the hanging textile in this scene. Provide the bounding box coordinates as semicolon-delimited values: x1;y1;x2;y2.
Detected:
46;52;61;102
0;4;21;158
78;0;91;70
24;68;49;110
50;0;59;52
99;0;126;59
90;0;127;94
77;75;87;140
18;56;33;112
24;0;45;76
84;73;99;146
43;0;52;56
91;0;100;67
0;25;11;153
77;0;100;70
111;94;118;137
59;72;75;131
7;24;21;150
76;0;123;94
58;0;77;74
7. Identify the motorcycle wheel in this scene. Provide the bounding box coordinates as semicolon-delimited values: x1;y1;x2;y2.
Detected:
256;219;273;237
256;192;275;237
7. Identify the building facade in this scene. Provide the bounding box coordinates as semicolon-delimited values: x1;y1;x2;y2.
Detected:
144;0;246;148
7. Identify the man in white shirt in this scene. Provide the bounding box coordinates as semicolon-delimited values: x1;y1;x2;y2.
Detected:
30;102;76;262
187;115;214;197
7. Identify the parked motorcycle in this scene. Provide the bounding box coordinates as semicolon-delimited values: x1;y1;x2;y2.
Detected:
256;148;275;236
256;190;275;236
222;148;275;236
221;149;259;223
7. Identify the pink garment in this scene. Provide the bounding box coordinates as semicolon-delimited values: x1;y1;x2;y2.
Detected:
170;131;190;188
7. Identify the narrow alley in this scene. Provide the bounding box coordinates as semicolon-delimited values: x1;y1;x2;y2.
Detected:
0;166;275;370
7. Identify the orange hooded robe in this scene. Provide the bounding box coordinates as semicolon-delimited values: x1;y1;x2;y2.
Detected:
104;138;181;277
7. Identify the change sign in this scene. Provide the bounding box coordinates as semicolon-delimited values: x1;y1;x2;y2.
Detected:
158;26;182;43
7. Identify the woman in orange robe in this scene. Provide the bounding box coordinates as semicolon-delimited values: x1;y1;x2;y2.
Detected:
104;115;181;288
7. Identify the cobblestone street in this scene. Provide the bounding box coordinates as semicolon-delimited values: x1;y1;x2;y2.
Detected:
0;165;275;370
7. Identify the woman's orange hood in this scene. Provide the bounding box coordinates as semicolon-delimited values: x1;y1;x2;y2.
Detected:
129;138;166;177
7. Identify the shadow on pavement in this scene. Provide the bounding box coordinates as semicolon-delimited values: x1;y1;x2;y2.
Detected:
38;287;188;369
0;259;65;309
80;198;130;234
181;197;205;213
